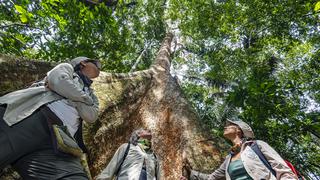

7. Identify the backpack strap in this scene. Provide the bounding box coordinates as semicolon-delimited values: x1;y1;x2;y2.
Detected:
115;143;131;177
250;141;276;177
153;153;158;179
74;120;88;154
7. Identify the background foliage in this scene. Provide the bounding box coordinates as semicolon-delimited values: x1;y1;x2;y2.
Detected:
0;0;319;179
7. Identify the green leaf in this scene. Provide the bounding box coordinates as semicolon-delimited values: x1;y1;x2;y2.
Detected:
20;14;28;23
14;4;26;14
315;1;320;11
14;5;30;23
15;34;26;44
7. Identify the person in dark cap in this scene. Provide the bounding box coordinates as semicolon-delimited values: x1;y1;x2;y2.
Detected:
0;57;101;179
181;119;298;180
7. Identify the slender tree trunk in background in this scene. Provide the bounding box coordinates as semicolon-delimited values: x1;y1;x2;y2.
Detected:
0;33;226;179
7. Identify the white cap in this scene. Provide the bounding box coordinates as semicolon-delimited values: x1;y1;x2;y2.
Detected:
226;119;255;138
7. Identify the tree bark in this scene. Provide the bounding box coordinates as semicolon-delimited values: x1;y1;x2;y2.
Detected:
86;33;226;179
0;33;226;179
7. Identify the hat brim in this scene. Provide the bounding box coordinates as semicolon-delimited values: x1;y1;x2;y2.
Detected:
225;119;237;126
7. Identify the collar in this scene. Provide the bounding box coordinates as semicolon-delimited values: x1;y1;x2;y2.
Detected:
229;140;255;155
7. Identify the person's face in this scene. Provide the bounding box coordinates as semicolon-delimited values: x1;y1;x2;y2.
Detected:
223;124;241;139
80;61;100;79
138;129;152;140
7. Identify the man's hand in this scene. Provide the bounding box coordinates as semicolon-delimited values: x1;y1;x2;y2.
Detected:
180;176;188;180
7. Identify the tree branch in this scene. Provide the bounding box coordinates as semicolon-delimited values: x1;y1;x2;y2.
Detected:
0;23;27;29
130;45;148;72
0;22;42;31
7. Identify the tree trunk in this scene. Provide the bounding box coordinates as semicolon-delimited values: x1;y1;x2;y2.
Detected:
0;33;226;179
86;33;226;179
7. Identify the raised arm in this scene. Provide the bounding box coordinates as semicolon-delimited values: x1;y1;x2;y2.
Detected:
190;157;227;180
70;89;99;123
46;63;93;105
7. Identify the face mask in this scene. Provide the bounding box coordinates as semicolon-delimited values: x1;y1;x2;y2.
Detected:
138;138;151;150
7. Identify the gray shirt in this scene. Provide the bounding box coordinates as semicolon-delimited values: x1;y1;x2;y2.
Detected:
0;63;99;126
97;143;160;180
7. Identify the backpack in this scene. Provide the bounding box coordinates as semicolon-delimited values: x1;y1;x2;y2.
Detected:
250;141;304;180
284;160;304;180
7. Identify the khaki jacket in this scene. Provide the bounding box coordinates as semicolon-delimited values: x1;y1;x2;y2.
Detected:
97;143;160;180
191;140;297;180
0;63;99;126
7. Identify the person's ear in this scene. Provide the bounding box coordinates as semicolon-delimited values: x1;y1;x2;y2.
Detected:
236;128;243;137
79;61;87;69
80;61;86;65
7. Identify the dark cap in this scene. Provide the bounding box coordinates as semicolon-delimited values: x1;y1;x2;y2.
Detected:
69;57;100;69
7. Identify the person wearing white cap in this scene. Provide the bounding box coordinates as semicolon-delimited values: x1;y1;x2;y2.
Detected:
0;57;101;179
181;118;298;180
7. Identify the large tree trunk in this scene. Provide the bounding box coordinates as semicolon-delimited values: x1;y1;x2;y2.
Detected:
0;33;226;179
86;33;226;179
